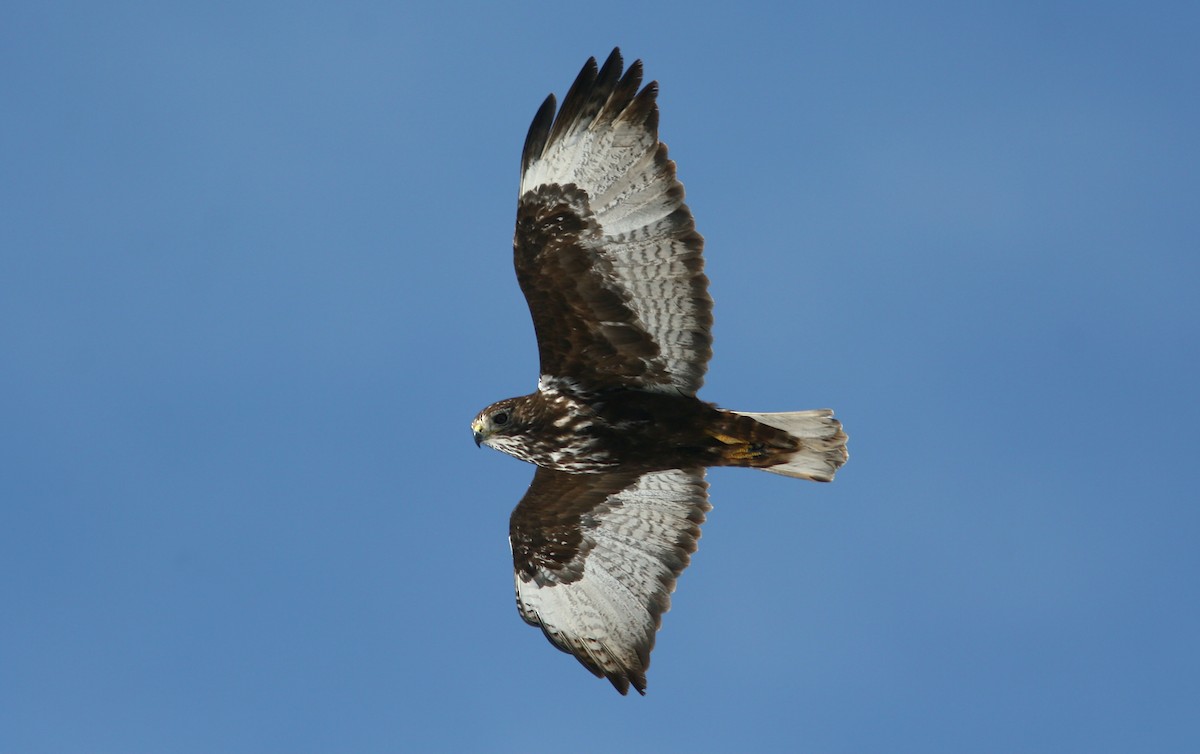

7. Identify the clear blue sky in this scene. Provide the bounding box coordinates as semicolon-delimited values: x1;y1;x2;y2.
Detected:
3;2;1197;752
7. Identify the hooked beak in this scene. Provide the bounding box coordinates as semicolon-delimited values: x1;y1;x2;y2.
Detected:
471;419;486;448
473;431;483;447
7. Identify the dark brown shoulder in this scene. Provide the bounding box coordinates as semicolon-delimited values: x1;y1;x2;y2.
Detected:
515;185;667;388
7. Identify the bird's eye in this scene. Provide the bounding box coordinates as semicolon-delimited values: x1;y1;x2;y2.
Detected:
492;411;510;426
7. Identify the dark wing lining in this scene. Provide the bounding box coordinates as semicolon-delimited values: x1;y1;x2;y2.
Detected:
509;466;710;695
514;184;668;390
514;49;712;395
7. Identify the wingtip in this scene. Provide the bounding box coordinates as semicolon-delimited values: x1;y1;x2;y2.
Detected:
521;93;557;174
605;669;647;696
601;46;623;74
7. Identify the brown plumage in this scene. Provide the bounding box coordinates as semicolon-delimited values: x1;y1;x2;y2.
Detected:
472;49;848;695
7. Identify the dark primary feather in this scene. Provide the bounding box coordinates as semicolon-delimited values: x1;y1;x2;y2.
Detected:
520;94;556;177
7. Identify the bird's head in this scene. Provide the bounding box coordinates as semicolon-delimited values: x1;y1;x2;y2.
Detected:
471;398;525;451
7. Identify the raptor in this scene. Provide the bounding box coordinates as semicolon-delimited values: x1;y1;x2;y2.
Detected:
472;49;848;695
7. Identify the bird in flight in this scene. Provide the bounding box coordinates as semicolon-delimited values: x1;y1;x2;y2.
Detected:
472;49;848;695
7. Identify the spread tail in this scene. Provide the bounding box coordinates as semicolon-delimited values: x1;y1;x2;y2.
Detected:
731;409;848;482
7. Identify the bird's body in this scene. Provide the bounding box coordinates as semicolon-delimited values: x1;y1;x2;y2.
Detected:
478;385;807;474
472;49;848;695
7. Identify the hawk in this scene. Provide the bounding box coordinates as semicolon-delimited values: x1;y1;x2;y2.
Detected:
471;49;848;695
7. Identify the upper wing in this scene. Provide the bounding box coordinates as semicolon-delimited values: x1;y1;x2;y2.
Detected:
514;49;713;396
509;466;710;695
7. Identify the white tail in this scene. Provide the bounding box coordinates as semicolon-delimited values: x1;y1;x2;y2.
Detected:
732;409;848;482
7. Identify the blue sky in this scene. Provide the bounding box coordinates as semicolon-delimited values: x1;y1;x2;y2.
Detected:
2;1;1198;751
